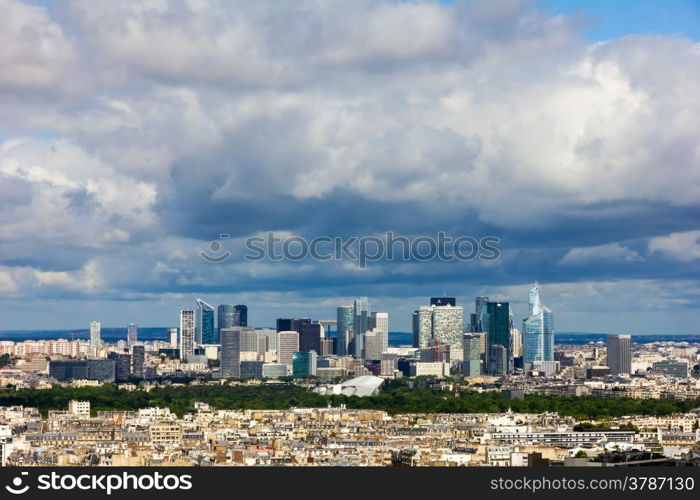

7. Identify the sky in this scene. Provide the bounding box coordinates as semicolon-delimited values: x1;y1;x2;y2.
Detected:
0;0;698;333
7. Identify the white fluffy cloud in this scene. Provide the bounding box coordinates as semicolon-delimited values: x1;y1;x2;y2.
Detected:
0;0;77;92
649;230;700;262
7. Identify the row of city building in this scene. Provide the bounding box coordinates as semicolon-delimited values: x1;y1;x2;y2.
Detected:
1;401;698;467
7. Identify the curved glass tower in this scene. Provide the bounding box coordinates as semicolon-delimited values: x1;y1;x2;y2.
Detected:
336;306;353;356
196;298;216;345
522;283;554;364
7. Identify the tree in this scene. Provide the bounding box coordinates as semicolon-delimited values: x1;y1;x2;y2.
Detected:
575;450;588;458
0;354;13;368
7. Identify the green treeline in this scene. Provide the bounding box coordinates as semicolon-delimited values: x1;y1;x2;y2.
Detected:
0;381;698;419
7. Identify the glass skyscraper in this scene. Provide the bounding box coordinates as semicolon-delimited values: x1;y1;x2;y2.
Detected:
292;350;317;377
522;284;554;366
472;296;489;332
235;304;248;327
353;297;370;358
337;306;353;356
90;321;101;348
486;301;513;374
218;304;247;341
127;323;138;347
196;299;216;345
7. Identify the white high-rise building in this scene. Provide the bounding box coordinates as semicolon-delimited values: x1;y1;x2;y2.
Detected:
168;328;178;348
512;328;522;358
363;328;389;360
370;312;389;333
179;310;195;361
277;330;299;369
89;321;101;348
414;303;464;349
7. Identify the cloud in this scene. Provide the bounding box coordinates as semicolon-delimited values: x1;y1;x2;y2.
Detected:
0;0;78;93
0;0;697;332
559;243;642;265
649;230;700;262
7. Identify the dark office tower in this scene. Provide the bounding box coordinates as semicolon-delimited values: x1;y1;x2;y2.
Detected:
430;297;456;307
486;301;513;375
195;299;215;345
127;323;138;347
412;310;420;348
218;304;240;338
607;334;632;375
234;305;248;327
299;323;323;353
240;360;264;379
337;306;353;356
276;318;292;332
472;296;489;332
131;345;145;378
353;297;370;358
108;352;131;381
49;360;116;382
292;318;311;332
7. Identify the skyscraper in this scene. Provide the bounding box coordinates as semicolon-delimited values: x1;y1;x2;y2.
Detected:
415;302;464;349
276;318;311;333
168;327;178;348
299;323;324;353
277;330;300;369
179;310;195;361
489;344;508;376
235;304;248;327
217;304;240;338
353;297;370;358
486;301;513;375
430;297;456;306
131;345;145;378
195;299;215;345
220;327;257;378
127;323;138;347
370;311;389;334
108;352;131;381
522;284;554;368
607;334;632;375
337;306;353;356
89;321;101;348
471;296;489;332
363;328;389;360
463;334;481;377
292;350;317;377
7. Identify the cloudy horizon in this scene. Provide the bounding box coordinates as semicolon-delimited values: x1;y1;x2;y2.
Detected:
0;0;698;333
